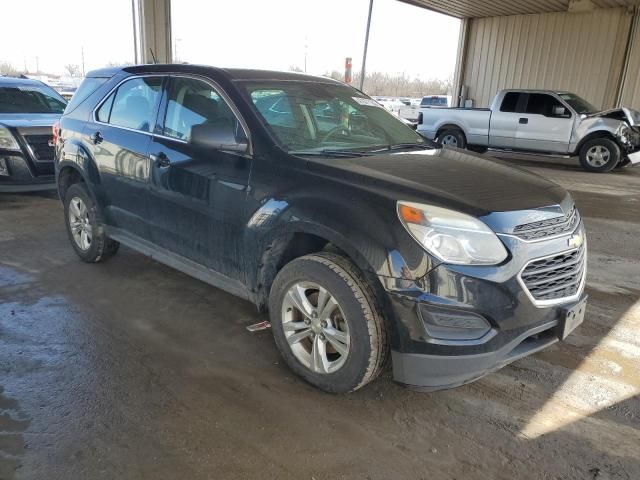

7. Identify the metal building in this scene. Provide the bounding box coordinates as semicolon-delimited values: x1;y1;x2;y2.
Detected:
403;0;640;109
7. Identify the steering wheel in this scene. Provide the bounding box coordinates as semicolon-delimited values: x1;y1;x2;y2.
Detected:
320;125;350;143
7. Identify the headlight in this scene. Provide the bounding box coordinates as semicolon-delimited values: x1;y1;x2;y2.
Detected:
0;127;20;151
397;201;508;265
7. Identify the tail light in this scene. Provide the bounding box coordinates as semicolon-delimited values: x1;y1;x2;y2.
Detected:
52;121;60;147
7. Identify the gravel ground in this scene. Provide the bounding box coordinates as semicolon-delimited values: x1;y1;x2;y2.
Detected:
1;155;638;480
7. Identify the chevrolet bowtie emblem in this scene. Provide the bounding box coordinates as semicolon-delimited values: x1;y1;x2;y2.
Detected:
568;232;584;249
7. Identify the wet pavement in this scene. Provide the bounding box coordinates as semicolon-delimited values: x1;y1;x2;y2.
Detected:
1;156;639;480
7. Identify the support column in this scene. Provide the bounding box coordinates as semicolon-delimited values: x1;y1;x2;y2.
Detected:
451;17;469;107
135;0;173;64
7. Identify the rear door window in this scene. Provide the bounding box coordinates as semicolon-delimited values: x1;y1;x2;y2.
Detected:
499;92;521;112
103;77;163;132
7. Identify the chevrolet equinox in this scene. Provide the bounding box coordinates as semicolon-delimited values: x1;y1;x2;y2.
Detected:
55;64;587;393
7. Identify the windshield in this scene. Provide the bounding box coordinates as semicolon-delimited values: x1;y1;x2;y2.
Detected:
0;83;67;114
558;93;597;114
241;81;427;154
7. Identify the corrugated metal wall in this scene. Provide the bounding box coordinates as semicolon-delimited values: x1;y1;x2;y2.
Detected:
461;7;633;109
619;12;640;107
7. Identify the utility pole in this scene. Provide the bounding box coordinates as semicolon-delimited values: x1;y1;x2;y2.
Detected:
35;56;39;73
304;38;308;73
81;46;85;76
360;0;374;91
131;0;139;63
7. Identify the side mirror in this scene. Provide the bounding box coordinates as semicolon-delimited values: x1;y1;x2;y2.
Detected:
190;122;248;153
552;105;567;117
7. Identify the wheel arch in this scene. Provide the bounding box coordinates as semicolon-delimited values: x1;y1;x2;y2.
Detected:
435;123;467;142
573;130;621;156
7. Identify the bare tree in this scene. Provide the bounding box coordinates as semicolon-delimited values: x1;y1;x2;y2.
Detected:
64;64;81;77
289;65;304;73
105;61;134;68
0;62;22;77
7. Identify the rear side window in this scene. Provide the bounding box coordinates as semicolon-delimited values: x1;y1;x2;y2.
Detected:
64;77;107;113
100;77;162;132
500;92;521;112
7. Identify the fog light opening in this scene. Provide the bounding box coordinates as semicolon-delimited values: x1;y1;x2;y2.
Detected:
419;304;492;341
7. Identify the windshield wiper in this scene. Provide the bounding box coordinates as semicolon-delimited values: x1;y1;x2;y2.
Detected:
365;143;429;153
388;143;430;151
290;149;373;158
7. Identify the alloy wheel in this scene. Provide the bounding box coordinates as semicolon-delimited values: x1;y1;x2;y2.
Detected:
281;281;350;374
441;134;458;146
585;145;611;167
68;196;92;251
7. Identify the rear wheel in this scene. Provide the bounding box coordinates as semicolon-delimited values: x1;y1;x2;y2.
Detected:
436;128;466;149
578;138;620;172
64;183;119;262
269;252;387;393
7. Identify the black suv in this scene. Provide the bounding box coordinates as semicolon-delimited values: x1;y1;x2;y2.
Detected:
0;76;66;192
55;64;587;393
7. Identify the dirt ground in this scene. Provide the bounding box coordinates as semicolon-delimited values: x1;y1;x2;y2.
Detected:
1;155;638;480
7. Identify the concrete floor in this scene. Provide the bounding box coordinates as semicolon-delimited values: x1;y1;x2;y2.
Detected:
1;156;639;480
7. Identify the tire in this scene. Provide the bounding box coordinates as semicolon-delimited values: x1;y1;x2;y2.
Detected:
468;145;488;154
578;138;620;173
64;183;119;263
269;252;388;393
436;128;466;149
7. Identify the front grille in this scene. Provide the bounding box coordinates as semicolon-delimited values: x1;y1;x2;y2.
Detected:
513;206;579;241
520;244;586;302
24;134;54;161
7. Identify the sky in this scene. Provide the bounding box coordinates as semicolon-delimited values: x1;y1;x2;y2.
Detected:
1;0;460;81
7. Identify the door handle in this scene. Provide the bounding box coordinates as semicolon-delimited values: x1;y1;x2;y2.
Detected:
89;131;103;144
519;117;529;124
150;152;171;167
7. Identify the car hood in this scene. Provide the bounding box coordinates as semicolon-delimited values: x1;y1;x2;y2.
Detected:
584;107;640;127
0;113;61;128
305;147;568;217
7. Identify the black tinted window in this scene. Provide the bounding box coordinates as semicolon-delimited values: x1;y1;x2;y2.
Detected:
500;92;521;112
0;83;67;114
108;77;162;132
96;92;115;123
163;77;244;142
525;94;568;117
65;77;107;113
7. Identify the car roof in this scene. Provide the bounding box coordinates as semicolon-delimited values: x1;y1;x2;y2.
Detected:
501;88;569;95
87;63;345;85
0;76;47;87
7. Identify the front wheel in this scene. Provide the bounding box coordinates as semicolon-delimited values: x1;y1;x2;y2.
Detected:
269;252;388;393
436;128;467;149
578;138;620;172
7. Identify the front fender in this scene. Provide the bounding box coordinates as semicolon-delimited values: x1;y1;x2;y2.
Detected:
244;192;436;295
571;118;630;153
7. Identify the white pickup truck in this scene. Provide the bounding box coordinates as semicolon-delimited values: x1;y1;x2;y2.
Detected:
417;89;640;172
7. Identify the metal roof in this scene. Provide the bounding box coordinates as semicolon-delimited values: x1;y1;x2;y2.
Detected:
399;0;639;18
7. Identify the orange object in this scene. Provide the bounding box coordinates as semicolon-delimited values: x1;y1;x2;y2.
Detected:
399;204;423;223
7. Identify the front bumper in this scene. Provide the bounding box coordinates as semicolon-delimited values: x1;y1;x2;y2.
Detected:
391;294;585;391
0;151;55;192
626;149;640;165
381;217;587;391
